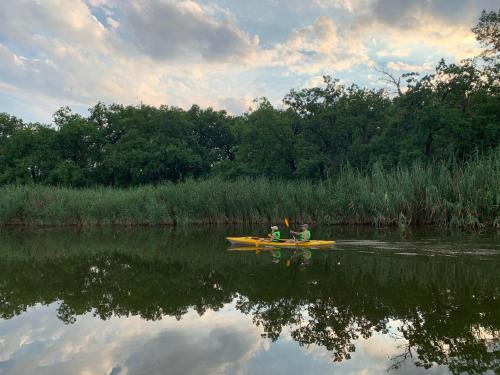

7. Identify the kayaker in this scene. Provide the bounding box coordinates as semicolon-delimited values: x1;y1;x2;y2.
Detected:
290;224;311;242
271;249;282;263
268;225;281;242
301;249;312;266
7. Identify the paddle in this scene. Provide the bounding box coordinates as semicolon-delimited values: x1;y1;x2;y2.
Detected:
285;217;297;242
285;217;296;267
285;217;297;243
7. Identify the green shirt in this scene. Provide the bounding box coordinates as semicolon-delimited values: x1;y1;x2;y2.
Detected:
299;230;310;241
272;231;281;242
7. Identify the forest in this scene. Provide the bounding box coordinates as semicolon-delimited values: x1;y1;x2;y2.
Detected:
1;11;498;187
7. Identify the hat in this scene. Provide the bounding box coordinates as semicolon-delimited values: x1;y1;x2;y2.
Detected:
271;225;278;230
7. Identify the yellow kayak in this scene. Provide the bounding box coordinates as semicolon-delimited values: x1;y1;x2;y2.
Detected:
226;236;335;247
227;246;333;252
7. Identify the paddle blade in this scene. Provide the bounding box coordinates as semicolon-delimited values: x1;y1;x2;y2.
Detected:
284;218;289;227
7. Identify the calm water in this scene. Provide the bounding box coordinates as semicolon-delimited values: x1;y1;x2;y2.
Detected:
0;226;498;375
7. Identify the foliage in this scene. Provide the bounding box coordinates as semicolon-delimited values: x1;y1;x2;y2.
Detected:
0;11;498;186
472;9;500;56
0;147;498;227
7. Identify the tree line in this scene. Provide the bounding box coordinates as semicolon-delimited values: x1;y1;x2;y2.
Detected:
0;10;498;187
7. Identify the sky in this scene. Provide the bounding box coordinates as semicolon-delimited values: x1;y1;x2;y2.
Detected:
0;0;497;123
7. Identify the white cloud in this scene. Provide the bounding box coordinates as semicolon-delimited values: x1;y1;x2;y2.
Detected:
121;0;258;62
0;0;493;121
386;61;434;72
0;0;105;47
0;303;264;375
106;16;119;29
311;0;373;13
376;48;411;57
287;16;339;54
351;2;486;61
219;95;254;114
303;75;326;88
257;16;373;76
0;0;275;122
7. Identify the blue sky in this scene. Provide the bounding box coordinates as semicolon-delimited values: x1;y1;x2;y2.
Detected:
0;0;497;122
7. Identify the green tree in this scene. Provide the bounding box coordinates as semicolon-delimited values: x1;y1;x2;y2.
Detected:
472;9;500;56
229;98;299;178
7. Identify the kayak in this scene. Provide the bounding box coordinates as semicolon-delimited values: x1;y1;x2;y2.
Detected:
226;236;335;248
227;246;334;252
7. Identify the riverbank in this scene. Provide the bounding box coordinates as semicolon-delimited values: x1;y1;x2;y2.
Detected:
1;150;498;228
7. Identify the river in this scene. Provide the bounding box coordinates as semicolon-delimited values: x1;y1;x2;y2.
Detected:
0;226;498;374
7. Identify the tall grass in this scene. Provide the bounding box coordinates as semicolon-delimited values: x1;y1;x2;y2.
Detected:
1;149;498;228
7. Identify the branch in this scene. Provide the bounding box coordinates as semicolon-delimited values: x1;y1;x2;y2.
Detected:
375;67;403;96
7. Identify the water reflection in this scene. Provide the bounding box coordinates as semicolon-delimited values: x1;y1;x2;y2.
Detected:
0;227;498;374
0;304;263;375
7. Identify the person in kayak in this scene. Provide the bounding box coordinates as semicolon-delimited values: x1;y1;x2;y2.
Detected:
271;249;282;263
290;224;311;242
268;225;281;242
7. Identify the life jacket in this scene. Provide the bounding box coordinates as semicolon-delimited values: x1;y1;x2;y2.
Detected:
300;230;310;241
272;231;281;242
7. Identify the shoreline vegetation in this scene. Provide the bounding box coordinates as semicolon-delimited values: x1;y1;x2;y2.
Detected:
1;148;498;228
0;11;498;229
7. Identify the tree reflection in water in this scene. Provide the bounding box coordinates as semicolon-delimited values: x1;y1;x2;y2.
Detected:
0;227;498;374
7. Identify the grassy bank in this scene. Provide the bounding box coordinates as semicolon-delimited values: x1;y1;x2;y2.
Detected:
1;149;499;228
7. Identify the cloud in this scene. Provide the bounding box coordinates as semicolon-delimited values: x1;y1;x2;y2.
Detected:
369;0;424;29
350;0;500;61
123;326;258;375
368;0;499;27
338;4;486;69
0;304;264;375
311;0;372;13
0;0;265;121
0;0;105;48
386;61;434;72
0;0;494;122
306;0;499;27
258;16;373;75
219;95;254;114
287;16;339;55
1;304;458;375
376;48;411;57
121;0;258;62
303;75;327;88
0;1;130;107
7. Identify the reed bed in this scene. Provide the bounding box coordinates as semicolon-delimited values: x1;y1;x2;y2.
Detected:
0;149;498;228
